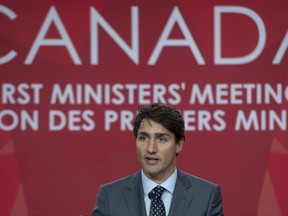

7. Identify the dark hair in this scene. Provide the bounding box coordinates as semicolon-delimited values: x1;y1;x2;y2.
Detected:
133;103;185;143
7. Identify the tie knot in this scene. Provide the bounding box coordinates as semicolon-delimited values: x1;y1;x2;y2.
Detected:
152;185;165;199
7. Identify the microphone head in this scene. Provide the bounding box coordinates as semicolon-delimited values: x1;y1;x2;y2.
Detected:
148;191;155;200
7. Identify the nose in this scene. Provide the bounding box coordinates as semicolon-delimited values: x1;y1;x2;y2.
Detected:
147;139;157;154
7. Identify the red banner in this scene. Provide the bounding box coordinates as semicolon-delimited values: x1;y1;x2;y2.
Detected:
1;0;288;215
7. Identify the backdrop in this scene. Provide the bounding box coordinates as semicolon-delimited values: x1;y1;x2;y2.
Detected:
1;0;288;215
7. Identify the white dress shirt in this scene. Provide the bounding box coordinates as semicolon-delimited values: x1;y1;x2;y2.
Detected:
141;168;177;216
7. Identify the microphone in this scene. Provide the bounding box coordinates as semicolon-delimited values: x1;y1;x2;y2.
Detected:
148;191;155;216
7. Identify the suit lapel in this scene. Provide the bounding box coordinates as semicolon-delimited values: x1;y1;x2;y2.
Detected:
124;171;146;216
168;169;194;216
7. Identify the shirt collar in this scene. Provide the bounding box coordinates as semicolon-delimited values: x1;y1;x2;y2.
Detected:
141;168;177;197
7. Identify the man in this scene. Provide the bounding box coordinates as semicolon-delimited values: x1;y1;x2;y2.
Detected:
92;103;224;216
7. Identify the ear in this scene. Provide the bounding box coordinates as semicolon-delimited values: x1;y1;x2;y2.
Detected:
176;139;184;154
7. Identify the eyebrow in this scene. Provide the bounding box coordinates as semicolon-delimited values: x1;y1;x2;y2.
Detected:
137;132;170;137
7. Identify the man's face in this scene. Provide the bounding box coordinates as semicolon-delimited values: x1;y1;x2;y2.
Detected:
136;119;183;183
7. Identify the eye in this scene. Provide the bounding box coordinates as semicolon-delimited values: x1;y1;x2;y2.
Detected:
138;134;149;142
158;136;167;143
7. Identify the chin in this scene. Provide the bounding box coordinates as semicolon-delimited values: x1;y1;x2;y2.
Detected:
144;168;160;177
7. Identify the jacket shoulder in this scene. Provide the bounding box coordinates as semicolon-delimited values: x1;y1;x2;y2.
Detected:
100;171;141;191
178;169;220;189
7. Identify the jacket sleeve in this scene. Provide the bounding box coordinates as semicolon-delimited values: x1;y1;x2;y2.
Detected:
206;185;224;216
92;186;108;216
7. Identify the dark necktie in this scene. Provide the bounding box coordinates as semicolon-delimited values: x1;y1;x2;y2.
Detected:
150;185;166;216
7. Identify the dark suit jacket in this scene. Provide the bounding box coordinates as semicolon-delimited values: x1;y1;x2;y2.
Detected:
92;169;224;216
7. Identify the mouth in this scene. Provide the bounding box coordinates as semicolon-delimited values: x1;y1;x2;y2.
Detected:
145;156;159;165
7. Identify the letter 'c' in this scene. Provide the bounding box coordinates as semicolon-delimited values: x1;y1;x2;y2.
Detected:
0;5;17;65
